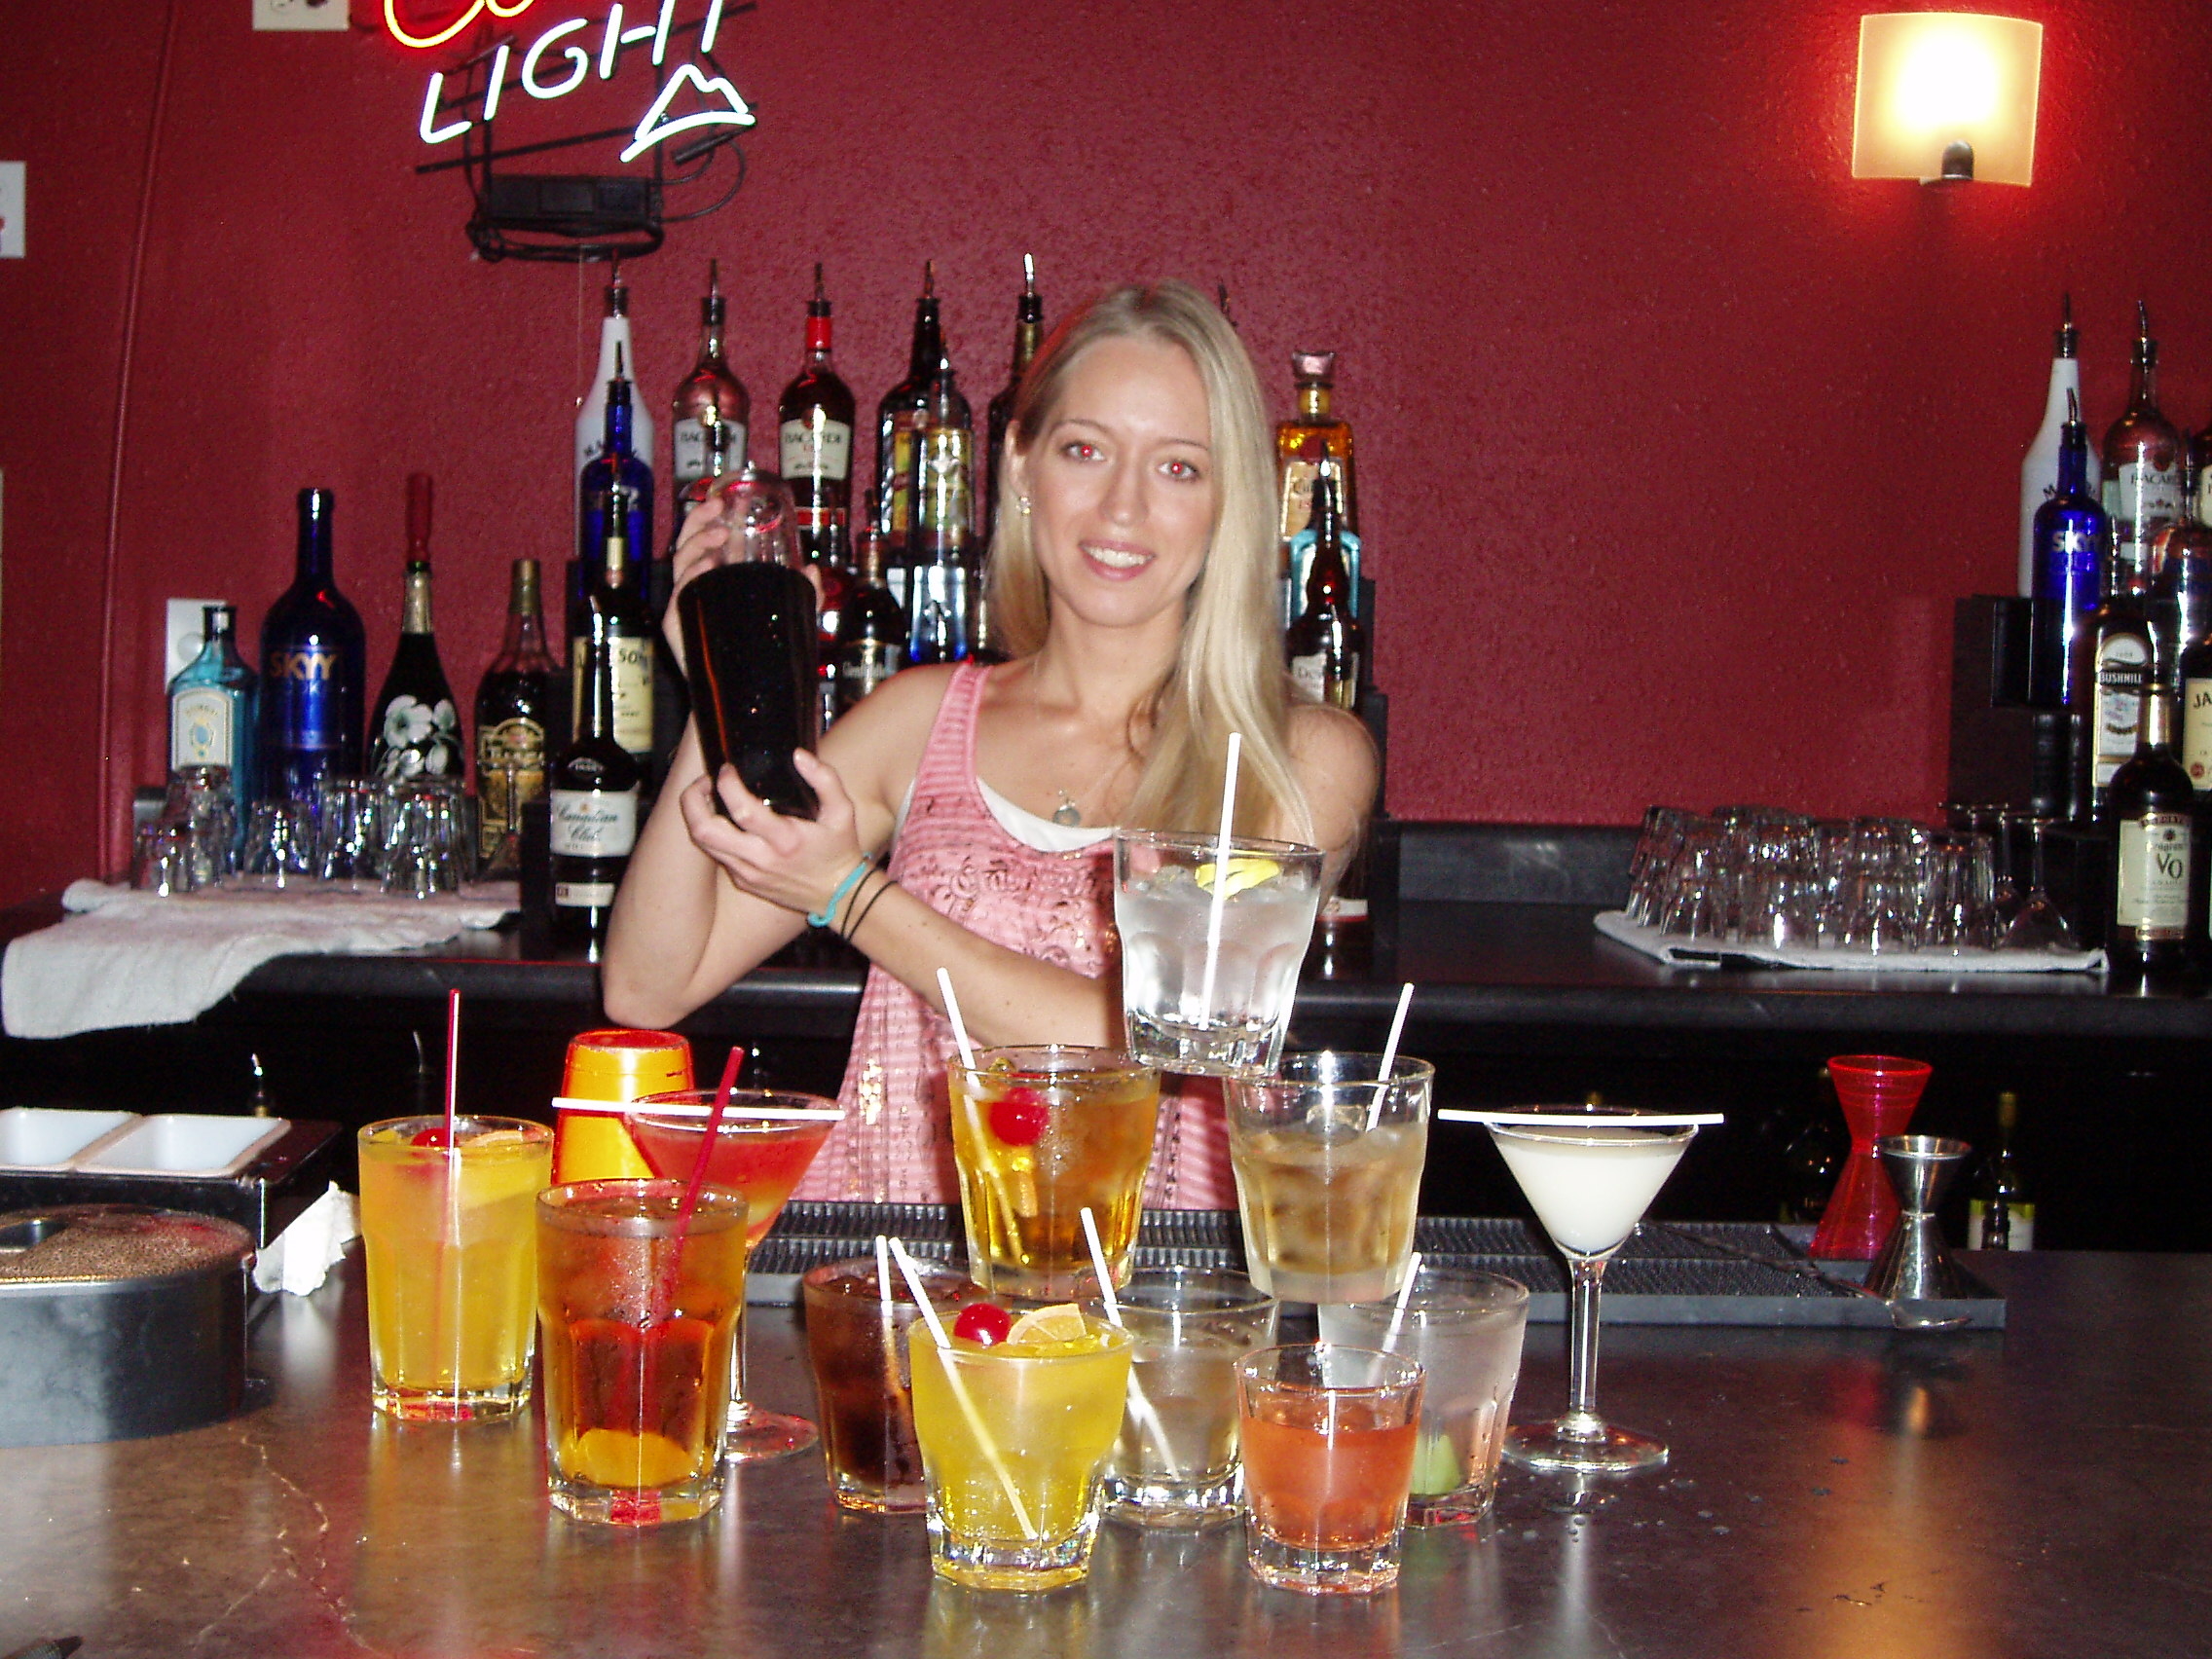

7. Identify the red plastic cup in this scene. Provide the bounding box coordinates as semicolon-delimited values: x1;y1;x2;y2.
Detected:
1809;1054;1932;1261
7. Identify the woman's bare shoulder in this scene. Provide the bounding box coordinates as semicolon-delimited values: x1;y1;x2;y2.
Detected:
820;663;963;804
1285;703;1380;848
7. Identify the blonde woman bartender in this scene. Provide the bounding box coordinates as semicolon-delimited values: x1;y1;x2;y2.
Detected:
602;279;1375;1205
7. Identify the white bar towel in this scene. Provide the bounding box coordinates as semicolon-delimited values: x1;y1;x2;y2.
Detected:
3;880;519;1039
1594;909;2105;975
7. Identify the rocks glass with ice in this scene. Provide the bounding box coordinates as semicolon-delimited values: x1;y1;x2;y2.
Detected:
1225;1052;1433;1305
1113;830;1325;1078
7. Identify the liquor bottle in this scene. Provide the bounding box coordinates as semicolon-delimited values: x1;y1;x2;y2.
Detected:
1779;1068;1849;1226
367;475;462;782
2100;301;2185;592
1285;465;1362;710
670;258;749;503
778;263;856;568
2018;295;2097;597
834;501;908;716
2148;479;2212;689
873;262;945;608
1966;1091;2036;1250
2068;535;2152;823
259;488;366;802
167;603;257;810
575;345;655;775
474;557;559;874
575;262;655;517
905;355;975;667
984;253;1043;539
1276;349;1360;628
2106;681;2195;975
2029;390;2108;709
811;516;852;735
549;611;641;955
669;403;740;559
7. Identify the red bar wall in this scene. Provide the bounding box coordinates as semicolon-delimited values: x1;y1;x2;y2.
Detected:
0;2;2202;903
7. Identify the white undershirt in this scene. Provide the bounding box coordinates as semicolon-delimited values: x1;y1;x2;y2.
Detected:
893;775;1115;853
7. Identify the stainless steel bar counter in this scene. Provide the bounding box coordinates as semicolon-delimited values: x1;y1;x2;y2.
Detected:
3;1247;2202;1657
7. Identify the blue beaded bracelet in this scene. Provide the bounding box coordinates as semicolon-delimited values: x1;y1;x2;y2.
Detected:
808;859;874;929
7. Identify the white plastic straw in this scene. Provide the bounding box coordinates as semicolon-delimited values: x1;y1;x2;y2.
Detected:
560;1098;845;1122
1081;1208;1122;1326
1082;1207;1178;1478
888;1236;1037;1540
1381;1250;1424;1352
1196;733;1244;1023
1366;981;1417;1131
936;968;978;1072
874;1234;901;1408
1437;1109;1726;1127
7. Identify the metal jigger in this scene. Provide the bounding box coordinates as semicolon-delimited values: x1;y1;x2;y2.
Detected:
1865;1135;1976;1303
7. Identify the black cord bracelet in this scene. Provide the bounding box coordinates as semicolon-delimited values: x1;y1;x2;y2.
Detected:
842;873;896;942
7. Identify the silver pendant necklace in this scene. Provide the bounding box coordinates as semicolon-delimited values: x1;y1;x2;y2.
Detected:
1051;791;1084;828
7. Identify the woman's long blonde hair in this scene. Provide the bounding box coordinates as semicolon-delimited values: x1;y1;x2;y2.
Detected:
984;280;1309;842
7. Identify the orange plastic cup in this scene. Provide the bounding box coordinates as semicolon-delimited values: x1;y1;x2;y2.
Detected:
554;1029;695;1184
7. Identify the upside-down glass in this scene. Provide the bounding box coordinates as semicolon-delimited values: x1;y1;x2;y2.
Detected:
1094;1267;1277;1530
554;1028;694;1185
241;798;316;889
315;776;386;884
1486;1107;1698;1473
1225;1051;1432;1305
625;1090;842;1459
537;1179;749;1525
948;1047;1161;1300
1318;1265;1530;1524
1236;1343;1423;1595
1113;830;1326;1077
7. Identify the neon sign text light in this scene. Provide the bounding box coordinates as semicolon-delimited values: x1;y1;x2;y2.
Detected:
396;0;754;165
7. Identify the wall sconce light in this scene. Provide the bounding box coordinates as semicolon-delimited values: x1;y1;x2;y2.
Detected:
1853;13;2042;185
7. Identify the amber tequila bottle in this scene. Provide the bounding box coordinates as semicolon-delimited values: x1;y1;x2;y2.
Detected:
1276;350;1359;628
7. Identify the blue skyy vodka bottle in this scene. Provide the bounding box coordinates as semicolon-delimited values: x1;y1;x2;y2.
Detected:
259;488;366;802
2030;390;2108;710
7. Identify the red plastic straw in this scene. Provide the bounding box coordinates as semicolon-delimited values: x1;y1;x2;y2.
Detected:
657;1045;745;1322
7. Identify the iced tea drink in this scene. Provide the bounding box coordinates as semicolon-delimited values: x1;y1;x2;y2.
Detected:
948;1047;1161;1299
802;1254;987;1513
536;1180;749;1525
1226;1052;1433;1304
356;1116;552;1421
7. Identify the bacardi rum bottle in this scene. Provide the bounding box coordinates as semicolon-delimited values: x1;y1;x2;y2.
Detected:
778;264;854;568
670;258;749;500
2101;301;2185;592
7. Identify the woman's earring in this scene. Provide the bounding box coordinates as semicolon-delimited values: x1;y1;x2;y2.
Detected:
1016;496;1032;515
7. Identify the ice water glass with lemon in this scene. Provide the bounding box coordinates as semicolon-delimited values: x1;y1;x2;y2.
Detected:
1113;830;1326;1078
356;1116;552;1421
908;1303;1134;1590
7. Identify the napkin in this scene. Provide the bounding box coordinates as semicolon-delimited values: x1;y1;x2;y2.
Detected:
252;1182;360;1296
1594;909;2107;975
2;880;518;1039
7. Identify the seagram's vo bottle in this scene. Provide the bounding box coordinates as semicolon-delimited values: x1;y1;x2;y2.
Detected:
2105;681;2195;977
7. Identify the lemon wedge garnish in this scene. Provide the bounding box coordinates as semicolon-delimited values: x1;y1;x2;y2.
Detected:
1006;1303;1092;1350
1196;855;1282;899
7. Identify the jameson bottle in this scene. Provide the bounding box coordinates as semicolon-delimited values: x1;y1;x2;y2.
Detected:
906;356;975;667
575;262;653;518
2106;681;2194;977
260;488;365;802
367;475;461;782
2018;295;2096;597
2101;301;2185;592
474;558;558;873
1276;349;1360;628
834;500;908;717
2069;524;2152;823
778;263;855;567
873;262;945;606
167;603;257;809
575;345;655;776
671;258;749;500
550;613;641;956
1285;465;1362;710
2029;390;2107;709
1966;1091;2036;1250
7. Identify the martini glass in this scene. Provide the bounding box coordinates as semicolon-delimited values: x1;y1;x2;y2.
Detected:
628;1089;844;1461
1486;1107;1699;1473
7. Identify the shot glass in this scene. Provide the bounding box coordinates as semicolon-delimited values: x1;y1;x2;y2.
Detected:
1224;1051;1434;1305
1236;1344;1423;1595
1097;1267;1277;1530
537;1179;750;1525
802;1254;988;1513
1318;1267;1530;1525
1113;830;1326;1078
947;1046;1161;1300
908;1313;1134;1590
355;1116;552;1421
133;819;196;895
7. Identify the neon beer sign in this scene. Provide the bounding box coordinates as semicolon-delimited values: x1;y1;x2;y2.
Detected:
388;0;756;164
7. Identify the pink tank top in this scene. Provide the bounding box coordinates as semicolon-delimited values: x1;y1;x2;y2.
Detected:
796;661;1234;1208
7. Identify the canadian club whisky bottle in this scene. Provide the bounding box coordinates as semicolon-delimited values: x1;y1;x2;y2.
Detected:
778;264;855;568
1285;464;1362;710
2030;390;2107;709
1276;350;1359;628
2018;295;2095;597
1966;1091;2036;1250
260;488;366;802
2101;301;2185;592
2069;530;2152;823
550;612;641;955
168;603;257;808
474;558;558;874
906;356;975;666
671;258;749;502
834;499;908;716
575;262;653;518
873;262;945;608
368;475;462;782
575;346;655;778
2106;681;2195;976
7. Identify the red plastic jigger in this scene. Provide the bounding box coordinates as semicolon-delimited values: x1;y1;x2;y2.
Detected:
1808;1054;1933;1261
